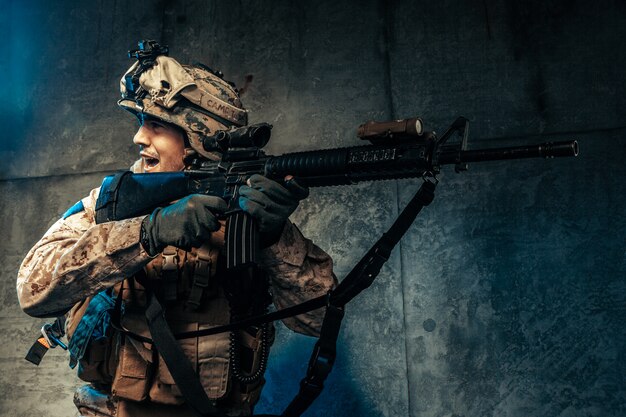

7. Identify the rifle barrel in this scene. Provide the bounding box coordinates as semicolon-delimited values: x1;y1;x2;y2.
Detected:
439;140;578;165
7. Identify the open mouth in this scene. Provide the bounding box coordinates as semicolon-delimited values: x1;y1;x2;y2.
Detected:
141;153;160;170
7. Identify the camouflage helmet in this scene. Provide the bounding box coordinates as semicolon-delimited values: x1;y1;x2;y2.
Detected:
118;53;247;160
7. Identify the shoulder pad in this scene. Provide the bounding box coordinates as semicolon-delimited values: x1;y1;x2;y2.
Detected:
62;200;85;220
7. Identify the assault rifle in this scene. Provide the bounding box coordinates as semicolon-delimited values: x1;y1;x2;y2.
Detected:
95;116;578;270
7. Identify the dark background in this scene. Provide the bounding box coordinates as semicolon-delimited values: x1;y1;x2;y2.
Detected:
1;1;624;416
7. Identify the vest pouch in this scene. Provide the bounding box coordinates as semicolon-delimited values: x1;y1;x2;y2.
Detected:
237;376;266;408
229;324;275;408
147;349;184;405
198;330;232;400
111;338;153;402
148;325;199;405
76;333;117;384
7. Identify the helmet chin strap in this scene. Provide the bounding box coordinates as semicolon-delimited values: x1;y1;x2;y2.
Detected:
182;132;191;148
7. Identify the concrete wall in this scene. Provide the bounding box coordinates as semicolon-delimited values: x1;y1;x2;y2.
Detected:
1;0;624;416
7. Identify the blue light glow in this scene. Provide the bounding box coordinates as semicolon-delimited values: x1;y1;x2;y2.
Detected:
0;0;42;151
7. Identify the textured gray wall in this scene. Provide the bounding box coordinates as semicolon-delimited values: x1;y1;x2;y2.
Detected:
1;1;624;416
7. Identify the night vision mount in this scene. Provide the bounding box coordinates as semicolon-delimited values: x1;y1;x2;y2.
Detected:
123;40;169;100
128;39;169;61
122;39;237;109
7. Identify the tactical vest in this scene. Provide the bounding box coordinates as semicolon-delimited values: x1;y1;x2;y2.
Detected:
65;223;273;412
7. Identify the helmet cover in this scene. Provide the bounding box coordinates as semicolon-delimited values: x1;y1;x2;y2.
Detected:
119;55;247;160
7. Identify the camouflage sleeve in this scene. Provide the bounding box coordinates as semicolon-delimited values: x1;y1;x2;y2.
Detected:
16;187;153;318
259;220;338;337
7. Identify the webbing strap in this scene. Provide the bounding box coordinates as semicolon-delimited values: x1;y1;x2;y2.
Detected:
282;305;344;417
113;293;329;345
330;180;436;306
279;180;437;417
145;294;227;417
176;293;327;339
161;247;179;302
25;337;51;366
187;246;214;310
25;316;67;365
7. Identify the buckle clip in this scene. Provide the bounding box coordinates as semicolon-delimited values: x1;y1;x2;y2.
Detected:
162;252;179;271
304;341;334;390
41;323;67;350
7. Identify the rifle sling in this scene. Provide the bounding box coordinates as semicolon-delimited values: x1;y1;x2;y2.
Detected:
111;293;329;345
145;293;228;417
330;179;436;306
279;179;436;417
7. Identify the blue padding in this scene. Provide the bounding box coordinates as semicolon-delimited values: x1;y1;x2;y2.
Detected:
68;291;115;369
62;200;85;219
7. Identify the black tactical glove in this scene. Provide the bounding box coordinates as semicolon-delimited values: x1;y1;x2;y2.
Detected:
140;194;228;256
238;174;309;245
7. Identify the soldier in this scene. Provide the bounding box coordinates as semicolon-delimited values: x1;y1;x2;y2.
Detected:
17;45;336;417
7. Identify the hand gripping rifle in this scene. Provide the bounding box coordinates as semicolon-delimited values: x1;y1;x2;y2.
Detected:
95;116;577;270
